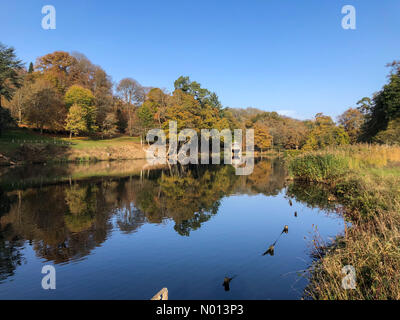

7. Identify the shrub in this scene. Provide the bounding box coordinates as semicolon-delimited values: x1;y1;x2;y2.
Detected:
289;154;348;183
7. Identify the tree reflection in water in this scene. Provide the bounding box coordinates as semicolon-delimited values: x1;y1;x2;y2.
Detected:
0;158;306;281
0;188;24;282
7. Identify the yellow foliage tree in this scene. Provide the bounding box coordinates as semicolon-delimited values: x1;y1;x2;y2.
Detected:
254;123;272;152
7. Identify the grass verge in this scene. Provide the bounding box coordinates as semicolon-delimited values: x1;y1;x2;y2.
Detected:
287;144;400;299
0;128;145;164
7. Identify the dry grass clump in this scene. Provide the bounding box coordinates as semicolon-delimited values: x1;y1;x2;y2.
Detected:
288;144;400;300
307;207;400;300
68;144;146;162
311;144;400;170
335;173;400;219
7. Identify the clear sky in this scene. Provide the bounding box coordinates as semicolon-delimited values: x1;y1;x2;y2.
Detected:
1;0;399;120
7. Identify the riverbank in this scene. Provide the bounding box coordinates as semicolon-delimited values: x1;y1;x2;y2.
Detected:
0;157;340;299
0;128;289;166
287;145;400;299
0;128;146;165
0;159;168;191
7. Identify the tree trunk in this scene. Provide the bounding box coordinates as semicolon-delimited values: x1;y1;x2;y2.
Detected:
127;104;133;136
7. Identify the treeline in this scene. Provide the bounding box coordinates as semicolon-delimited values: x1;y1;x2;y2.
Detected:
232;58;400;149
1;42;399;151
353;61;400;144
0;44;236;142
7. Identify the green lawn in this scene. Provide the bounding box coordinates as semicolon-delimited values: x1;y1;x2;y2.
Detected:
64;136;141;149
0;128;62;154
0;128;141;155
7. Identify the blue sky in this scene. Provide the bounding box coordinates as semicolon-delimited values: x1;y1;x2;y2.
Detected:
1;0;399;120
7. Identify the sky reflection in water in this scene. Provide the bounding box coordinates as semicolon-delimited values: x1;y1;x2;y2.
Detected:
0;159;345;299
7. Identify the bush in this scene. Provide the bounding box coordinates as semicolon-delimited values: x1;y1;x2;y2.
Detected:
289;154;348;183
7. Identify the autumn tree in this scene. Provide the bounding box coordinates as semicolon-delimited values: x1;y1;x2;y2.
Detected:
143;88;169;126
253;123;272;152
64;85;97;133
166;77;232;133
93;68;113;128
71;52;113;128
281;120;308;150
101;113;118;139
135;88;165;140
163;89;205;133
303;113;349;150
8;83;26;125
22;79;64;133
247;111;308;150
65;84;95;107
116;78;144;136
65;104;87;138
35;51;79;94
8;70;40;126
338;108;364;143
116;78;144;108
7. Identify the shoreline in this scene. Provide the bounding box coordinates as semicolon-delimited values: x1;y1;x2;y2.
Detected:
287;145;400;299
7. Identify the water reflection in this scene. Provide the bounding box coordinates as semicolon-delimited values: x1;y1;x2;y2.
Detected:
287;182;338;211
262;224;290;257
223;276;236;291
0;188;24;281
263;245;275;256
0;159;343;298
0;161;281;273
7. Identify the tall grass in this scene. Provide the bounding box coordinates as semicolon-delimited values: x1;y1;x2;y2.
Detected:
307;207;400;300
288;144;400;300
289;144;400;218
288;154;348;183
289;144;400;178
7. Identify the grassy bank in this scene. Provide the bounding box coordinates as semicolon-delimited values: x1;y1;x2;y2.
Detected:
0;128;146;165
287;145;400;299
0;159;166;191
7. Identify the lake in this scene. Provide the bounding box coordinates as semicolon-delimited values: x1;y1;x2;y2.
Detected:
0;159;345;299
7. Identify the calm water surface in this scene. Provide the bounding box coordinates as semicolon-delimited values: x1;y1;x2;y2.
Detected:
0;159;344;299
